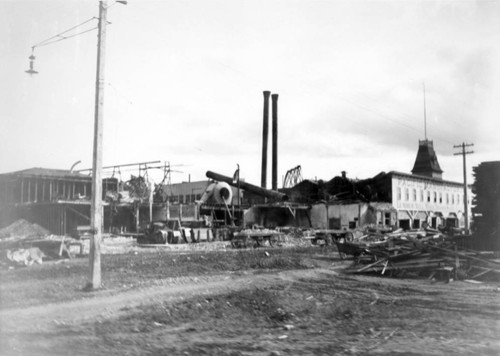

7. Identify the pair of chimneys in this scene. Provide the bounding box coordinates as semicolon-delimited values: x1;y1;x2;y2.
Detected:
261;91;279;191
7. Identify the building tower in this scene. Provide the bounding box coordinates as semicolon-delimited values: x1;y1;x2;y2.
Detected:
411;139;443;179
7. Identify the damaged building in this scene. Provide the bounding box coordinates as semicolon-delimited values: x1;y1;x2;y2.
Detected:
276;139;472;230
0;91;474;236
0;166;245;236
200;92;472;231
0;166;194;235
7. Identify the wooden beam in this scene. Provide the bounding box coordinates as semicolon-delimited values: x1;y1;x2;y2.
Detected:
354;258;388;273
67;206;91;222
470;269;492;279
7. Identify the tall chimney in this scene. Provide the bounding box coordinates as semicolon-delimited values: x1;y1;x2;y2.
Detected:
271;93;279;191
261;91;271;188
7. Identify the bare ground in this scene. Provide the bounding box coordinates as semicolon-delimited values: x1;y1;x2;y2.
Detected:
0;244;499;356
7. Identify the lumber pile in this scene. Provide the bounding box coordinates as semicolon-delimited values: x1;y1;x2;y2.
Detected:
340;228;500;282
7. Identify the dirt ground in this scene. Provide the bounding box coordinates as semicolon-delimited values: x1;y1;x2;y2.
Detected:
0;239;499;356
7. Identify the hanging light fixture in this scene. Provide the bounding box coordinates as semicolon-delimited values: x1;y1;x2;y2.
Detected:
25;49;38;75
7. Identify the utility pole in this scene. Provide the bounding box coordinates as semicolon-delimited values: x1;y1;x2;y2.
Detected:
454;142;474;233
89;0;108;290
26;0;126;290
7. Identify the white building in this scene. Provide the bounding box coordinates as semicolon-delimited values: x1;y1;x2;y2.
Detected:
391;171;471;229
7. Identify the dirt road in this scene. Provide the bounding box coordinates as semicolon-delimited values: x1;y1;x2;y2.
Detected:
1;259;499;356
0;267;338;331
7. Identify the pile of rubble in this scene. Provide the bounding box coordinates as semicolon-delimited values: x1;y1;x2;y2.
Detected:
0;220;76;267
0;219;50;239
339;227;500;282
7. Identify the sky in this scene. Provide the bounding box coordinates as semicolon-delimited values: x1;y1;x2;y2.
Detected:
1;0;499;187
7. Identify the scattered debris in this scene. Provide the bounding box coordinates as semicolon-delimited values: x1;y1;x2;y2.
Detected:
339;227;500;282
0;219;79;266
231;228;285;248
6;247;45;266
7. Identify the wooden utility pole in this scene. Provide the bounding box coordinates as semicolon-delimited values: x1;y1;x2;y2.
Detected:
89;0;107;290
453;142;474;233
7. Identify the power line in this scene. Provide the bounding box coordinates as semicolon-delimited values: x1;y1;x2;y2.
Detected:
31;17;98;49
34;27;99;48
331;91;460;147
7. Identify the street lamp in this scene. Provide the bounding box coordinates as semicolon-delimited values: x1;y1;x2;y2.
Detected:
25;51;38;75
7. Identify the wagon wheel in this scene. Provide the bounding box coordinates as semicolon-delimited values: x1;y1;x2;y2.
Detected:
252;236;262;248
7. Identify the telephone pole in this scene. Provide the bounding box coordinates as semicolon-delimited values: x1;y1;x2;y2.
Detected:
26;0;126;290
89;0;108;290
453;142;474;233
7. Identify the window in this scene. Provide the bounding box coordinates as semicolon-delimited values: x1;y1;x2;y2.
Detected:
452;194;455;204
433;192;437;203
385;212;391;226
427;191;431;202
397;187;402;200
405;188;409;201
413;189;417;201
439;192;442;204
446;193;449;204
420;190;424;202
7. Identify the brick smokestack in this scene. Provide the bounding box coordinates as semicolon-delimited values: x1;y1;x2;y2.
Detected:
261;91;271;188
271;93;279;191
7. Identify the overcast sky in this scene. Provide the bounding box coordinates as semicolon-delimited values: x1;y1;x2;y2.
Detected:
1;0;499;187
